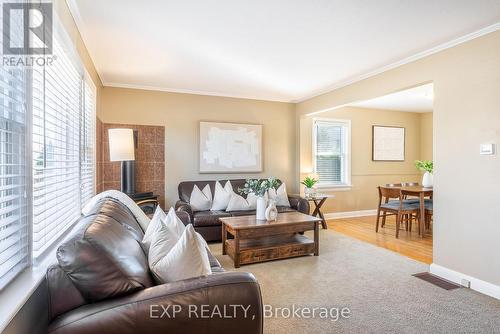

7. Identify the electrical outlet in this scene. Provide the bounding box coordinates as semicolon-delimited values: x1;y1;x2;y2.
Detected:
461;279;471;288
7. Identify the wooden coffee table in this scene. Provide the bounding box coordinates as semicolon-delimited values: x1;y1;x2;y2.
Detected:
220;212;322;268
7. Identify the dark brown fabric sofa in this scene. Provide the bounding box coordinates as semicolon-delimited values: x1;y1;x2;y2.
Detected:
46;198;263;334
175;179;310;242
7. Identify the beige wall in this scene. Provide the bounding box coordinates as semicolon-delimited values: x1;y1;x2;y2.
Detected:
300;106;429;213
419;112;433;161
297;31;500;287
99;87;296;206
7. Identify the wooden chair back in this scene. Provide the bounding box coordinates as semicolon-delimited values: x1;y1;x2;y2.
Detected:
378;186;402;205
402;182;419;186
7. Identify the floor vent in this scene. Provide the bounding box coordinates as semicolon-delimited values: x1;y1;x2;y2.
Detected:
412;272;461;290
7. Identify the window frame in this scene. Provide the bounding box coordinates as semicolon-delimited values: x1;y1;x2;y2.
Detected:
312;117;352;189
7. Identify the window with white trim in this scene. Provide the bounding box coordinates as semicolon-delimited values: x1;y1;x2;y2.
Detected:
80;75;96;207
0;5;97;287
0;6;30;290
32;35;84;258
313;119;350;187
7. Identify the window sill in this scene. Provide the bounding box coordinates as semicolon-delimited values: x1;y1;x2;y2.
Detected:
315;184;352;192
0;241;59;332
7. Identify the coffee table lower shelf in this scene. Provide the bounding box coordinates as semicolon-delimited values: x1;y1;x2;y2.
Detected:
225;234;315;266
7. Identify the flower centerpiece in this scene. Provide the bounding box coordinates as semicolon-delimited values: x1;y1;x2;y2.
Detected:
415;160;433;187
239;177;280;220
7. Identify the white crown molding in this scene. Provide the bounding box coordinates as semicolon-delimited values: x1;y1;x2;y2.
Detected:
102;82;291;103
324;209;377;220
65;0;500;103
430;263;500;300
293;22;500;103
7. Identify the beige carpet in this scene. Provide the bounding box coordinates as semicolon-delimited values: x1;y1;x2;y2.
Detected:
210;230;500;334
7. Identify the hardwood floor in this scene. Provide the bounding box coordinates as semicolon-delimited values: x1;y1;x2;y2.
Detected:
327;215;433;264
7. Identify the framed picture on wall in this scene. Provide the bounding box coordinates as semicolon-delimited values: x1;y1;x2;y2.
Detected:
372;125;405;161
199;121;263;173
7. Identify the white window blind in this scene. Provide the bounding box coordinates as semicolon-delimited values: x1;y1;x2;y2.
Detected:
0;7;30;289
80;75;96;206
313;120;350;186
32;36;83;258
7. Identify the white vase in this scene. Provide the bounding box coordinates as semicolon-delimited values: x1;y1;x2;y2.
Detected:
265;199;278;221
422;171;433;187
304;187;315;196
256;196;267;220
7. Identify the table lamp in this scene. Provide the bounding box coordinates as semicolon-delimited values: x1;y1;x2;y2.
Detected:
108;128;136;194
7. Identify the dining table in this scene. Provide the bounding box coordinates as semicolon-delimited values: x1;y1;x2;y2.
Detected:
399;185;433;237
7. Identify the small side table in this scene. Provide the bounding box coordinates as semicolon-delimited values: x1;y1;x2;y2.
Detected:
130;192;159;215
304;194;334;229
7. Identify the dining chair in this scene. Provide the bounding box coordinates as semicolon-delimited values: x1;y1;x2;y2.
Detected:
376;186;420;238
401;182;419;186
425;199;433;231
385;183;402;187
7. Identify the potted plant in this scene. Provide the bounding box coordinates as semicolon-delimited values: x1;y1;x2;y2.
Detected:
239;177;280;220
301;175;318;196
415;160;433;187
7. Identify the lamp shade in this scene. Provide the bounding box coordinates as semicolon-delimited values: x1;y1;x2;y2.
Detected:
108;128;135;161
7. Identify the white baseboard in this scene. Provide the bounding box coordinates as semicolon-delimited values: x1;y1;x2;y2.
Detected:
430;263;500;300
324;209;377;219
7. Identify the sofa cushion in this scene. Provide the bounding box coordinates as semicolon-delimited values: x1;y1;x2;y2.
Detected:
57;214;153;302
82;190;150;232
193;211;231;227
85;198;145;241
46;265;86;321
229;210;257;217
277;206;296;213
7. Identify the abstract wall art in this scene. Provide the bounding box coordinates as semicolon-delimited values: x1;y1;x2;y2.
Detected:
199;121;262;173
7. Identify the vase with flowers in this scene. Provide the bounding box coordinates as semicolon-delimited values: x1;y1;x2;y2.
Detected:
415;160;433;187
239;177;280;220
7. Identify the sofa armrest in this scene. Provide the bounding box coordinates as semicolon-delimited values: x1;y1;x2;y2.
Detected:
48;272;263;334
288;195;310;215
175;210;190;226
175;200;194;226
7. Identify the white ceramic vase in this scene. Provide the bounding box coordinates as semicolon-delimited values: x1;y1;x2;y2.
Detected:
422;171;433;187
256;196;267;220
265;199;278;221
304;187;315;196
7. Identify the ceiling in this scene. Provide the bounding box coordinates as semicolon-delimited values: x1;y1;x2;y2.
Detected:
68;0;500;102
349;83;434;112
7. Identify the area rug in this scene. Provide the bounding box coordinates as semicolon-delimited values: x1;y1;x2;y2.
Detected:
210;230;500;334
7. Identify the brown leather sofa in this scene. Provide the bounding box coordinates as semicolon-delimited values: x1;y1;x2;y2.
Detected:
176;179;310;242
46;198;263;334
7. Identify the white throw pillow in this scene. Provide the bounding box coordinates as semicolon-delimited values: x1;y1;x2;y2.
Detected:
165;207;186;236
211;181;233;211
268;183;290;207
226;192;258;211
142;206;167;251
189;184;212;211
149;224;211;283
165;206;208;250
